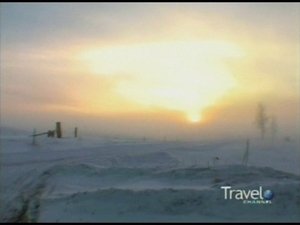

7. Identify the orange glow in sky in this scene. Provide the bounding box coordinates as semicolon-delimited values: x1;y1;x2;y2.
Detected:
79;41;243;122
1;3;299;139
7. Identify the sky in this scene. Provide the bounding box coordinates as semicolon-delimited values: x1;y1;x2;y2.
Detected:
1;3;299;141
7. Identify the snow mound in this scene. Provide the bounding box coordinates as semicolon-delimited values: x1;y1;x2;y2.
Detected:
1;131;299;222
39;184;300;222
4;163;299;222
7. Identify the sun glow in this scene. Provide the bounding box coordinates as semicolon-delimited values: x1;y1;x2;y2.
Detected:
80;41;243;122
187;112;201;123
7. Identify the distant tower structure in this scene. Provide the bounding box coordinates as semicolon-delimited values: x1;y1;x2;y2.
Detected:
56;122;62;138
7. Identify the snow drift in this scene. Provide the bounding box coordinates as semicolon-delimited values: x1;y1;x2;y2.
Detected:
1;127;299;222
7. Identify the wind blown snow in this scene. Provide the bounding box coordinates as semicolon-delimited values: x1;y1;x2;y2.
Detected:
1;127;299;222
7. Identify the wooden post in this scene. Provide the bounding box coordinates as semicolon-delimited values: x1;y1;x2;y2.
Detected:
32;128;36;145
56;122;62;138
74;127;78;138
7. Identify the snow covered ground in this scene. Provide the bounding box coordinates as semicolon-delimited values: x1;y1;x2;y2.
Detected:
1;127;299;222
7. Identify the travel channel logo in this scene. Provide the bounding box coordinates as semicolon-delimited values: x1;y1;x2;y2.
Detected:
221;186;274;204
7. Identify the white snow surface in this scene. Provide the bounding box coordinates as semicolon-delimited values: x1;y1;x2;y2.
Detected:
1;127;300;222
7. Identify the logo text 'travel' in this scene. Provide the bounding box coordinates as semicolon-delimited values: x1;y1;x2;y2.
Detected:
221;186;274;204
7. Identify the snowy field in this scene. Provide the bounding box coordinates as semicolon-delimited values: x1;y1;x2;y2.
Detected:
1;127;300;222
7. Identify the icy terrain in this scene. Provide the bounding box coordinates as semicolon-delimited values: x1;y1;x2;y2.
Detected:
1;127;299;222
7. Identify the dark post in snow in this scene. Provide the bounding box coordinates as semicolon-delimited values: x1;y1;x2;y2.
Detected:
32;128;36;145
242;139;250;166
56;122;62;138
74;127;78;138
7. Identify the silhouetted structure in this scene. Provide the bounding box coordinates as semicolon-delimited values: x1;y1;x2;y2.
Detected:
255;103;269;140
242;139;250;166
74;127;78;138
56;122;62;138
47;130;55;137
